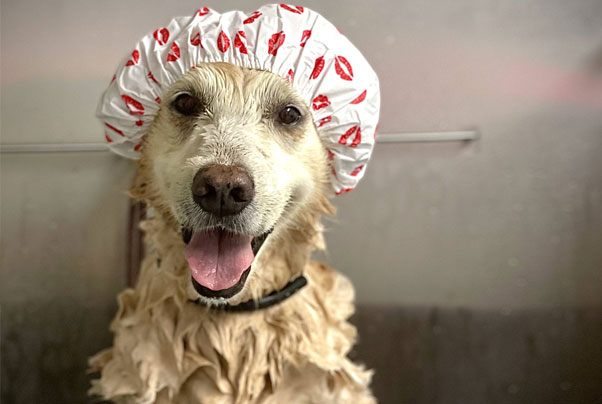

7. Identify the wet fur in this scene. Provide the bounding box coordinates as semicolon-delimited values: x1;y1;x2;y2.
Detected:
89;63;375;403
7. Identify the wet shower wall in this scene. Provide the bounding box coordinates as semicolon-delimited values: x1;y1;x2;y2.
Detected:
1;0;601;403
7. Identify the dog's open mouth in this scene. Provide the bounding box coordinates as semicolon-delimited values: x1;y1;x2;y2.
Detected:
182;228;270;299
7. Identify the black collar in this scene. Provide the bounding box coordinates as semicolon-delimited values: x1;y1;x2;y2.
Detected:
192;275;307;312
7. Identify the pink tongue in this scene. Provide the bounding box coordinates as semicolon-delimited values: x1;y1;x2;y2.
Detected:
184;229;254;291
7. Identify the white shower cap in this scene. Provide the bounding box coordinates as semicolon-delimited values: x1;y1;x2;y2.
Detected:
98;4;380;195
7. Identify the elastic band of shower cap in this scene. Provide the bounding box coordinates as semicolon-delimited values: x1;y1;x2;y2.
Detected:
97;4;380;195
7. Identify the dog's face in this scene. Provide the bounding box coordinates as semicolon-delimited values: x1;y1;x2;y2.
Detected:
144;62;328;304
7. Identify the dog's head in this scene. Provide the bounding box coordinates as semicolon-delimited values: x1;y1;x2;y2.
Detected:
141;62;330;305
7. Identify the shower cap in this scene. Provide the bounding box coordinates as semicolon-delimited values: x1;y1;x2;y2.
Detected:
98;4;380;195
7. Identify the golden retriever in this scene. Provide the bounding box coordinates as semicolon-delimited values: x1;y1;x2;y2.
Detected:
89;62;375;404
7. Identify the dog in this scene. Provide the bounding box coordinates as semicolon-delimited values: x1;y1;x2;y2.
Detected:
89;62;376;404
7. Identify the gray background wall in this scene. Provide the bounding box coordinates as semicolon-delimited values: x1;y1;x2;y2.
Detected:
1;0;601;403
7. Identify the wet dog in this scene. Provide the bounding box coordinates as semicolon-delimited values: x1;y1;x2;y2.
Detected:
90;62;375;404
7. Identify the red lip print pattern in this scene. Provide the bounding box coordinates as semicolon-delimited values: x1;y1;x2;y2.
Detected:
190;31;202;47
155;97;161;104
300;30;311;47
147;71;159;85
318;116;332;127
312;94;330;111
105;134;113;143
338;125;361;147
197;7;210;16
234;31;248;54
286;69;295;82
125;50;139;66
105;122;124;136
350;89;367;104
310;56;325;80
243;11;261;24
135;120;144;126
268;31;285;56
167;42;180;62
121;95;144;115
217;31;230;53
134;144;142;151
350;128;362;147
336;187;353;195
327;149;335;160
279;4;304;14
350;165;364;176
335;56;353;81
153;28;169;45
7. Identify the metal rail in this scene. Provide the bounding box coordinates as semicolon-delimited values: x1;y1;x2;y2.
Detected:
0;131;478;153
0;142;109;153
375;130;478;143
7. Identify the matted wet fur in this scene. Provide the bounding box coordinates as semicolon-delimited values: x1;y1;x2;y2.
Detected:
89;63;375;404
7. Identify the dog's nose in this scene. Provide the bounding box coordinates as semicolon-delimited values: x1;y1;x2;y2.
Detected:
191;164;254;216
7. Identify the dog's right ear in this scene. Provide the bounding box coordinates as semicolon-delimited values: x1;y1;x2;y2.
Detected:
129;153;164;210
128;154;180;231
129;156;150;202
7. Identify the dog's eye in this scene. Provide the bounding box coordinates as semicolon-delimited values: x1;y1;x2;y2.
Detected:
172;93;203;116
277;106;302;125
